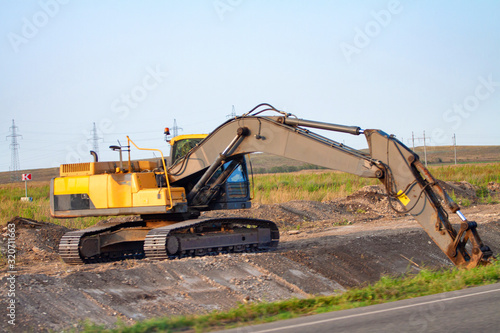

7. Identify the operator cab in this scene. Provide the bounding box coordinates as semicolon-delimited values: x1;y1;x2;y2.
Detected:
169;134;208;165
168;133;251;211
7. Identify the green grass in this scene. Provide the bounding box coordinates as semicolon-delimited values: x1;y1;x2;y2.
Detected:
251;162;500;204
430;163;500;186
0;182;103;229
431;164;500;204
251;172;379;204
82;258;500;333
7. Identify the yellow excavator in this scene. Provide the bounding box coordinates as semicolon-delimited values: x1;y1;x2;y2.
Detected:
51;103;493;268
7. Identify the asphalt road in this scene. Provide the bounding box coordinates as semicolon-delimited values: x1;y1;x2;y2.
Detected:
215;283;500;333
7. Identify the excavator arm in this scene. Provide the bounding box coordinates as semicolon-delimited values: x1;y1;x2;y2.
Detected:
169;104;492;268
365;129;492;268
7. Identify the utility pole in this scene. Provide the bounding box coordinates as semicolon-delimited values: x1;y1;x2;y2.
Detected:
6;119;22;181
172;119;183;137
412;131;415;150
413;131;431;167
423;131;427;167
453;133;457;165
89;122;102;156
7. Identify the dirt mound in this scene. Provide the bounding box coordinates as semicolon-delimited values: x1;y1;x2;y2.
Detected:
331;185;397;216
344;181;482;213
437;180;478;203
488;182;500;192
203;185;397;230
204;182;482;231
0;216;72;264
488;182;500;196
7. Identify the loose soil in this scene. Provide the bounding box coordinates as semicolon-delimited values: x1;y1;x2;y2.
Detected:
1;184;499;332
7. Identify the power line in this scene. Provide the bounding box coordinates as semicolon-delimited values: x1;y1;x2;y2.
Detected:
6;119;22;181
88;122;103;156
227;105;237;119
410;131;431;167
172;119;183;137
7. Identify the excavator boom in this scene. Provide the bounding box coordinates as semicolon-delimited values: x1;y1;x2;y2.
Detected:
168;104;492;268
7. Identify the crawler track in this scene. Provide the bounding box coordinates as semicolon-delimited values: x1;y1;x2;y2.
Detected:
59;218;279;264
58;221;147;264
144;218;280;260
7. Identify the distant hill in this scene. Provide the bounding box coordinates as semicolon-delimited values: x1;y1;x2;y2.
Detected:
411;145;500;164
248;145;500;174
0;167;59;184
1;145;498;184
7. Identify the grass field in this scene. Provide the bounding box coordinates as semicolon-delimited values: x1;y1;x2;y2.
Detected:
0;181;101;229
251;163;500;204
1;163;499;228
251;171;378;203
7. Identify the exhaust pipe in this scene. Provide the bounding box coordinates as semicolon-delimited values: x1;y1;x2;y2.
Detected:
90;150;98;162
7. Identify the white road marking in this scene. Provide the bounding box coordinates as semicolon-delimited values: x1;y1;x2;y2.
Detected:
251;287;500;333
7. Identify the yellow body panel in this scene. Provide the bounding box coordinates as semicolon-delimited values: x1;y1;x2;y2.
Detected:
166;187;186;203
52;140;188;217
59;161;159;177
133;188;169;207
53;172;186;210
107;173;133;208
88;174;108;208
53;176;89;195
131;173;158;192
60;162;95;176
60;162;117;177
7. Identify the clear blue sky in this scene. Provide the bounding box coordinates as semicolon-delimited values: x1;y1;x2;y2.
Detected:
1;0;499;172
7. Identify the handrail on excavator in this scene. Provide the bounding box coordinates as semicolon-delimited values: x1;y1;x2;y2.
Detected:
126;136;173;210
